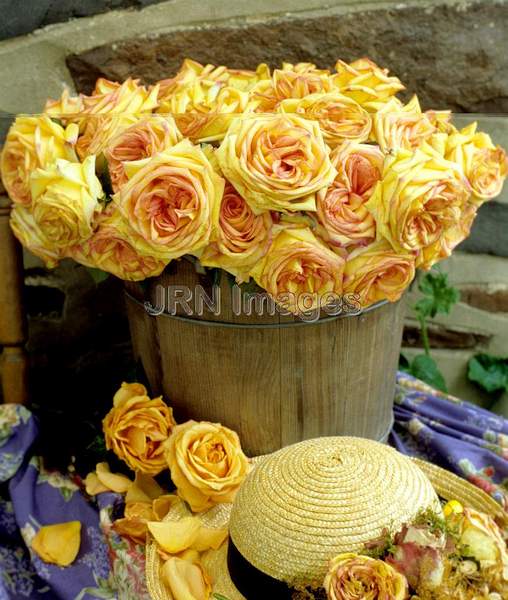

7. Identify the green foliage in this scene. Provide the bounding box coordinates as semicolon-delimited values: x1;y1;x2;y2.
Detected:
414;270;460;320
402;269;459;392
409;354;448;393
87;267;110;285
468;354;508;394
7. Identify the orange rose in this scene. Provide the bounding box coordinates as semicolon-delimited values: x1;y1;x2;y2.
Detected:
105;116;182;192
250;226;345;314
200;182;273;281
71;209;167;281
164;421;250;512
1;116;78;206
278;92;371;147
216;114;336;214
315;142;382;249
331;58;405;108
44;88;85;122
344;239;415;308
250;65;332;113
445;123;508;201
373;96;438;153
103;384;176;475
114;140;224;260
366;147;471;263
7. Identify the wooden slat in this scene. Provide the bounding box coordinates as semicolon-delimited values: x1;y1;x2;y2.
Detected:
0;190;29;404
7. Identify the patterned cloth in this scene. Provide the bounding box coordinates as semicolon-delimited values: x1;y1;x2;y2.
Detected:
1;373;507;599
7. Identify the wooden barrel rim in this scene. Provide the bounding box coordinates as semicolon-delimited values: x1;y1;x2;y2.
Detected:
123;288;390;329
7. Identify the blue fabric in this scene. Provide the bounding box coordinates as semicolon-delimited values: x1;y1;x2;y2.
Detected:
1;372;507;598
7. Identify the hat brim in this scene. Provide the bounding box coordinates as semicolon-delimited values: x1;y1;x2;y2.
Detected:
145;457;505;600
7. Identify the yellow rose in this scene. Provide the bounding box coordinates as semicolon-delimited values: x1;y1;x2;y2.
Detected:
76;78;160;159
372;96;438;153
415;202;477;270
365;147;471;262
1;116;78;206
249;226;345;314
164;421;250;513
331;58;405;108
344;240;415;308
445;123;508;201
156;59;267;143
200;182;273;282
70;209;168;281
10;206;61;268
44;88;85;122
446;504;508;568
324;553;408;600
315;142;383;249
114;140;223;260
216;114;336;214
278;92;371;147
105;115;182;192
30;156;104;252
103;385;177;475
162;556;212;600
250;64;332;112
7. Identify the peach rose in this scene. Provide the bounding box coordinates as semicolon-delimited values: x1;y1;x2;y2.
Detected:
373;96;438;153
114;139;224;260
76;78;159;159
365;147;471;261
200;182;273;281
445;123;508;201
103;384;176;475
324;553;408;600
315;142;383;248
71;209;168;281
1;116;78;206
30;156;104;252
216;114;336;214
10;206;61;268
105;115;182;192
343;239;415;308
331;58;405;108
250;64;332;113
164;421;250;512
249;226;345;314
278;92;371;147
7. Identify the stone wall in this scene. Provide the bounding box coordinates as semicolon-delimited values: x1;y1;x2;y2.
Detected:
1;0;507;410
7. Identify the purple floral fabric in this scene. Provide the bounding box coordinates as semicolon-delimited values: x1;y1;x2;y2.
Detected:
391;372;508;509
1;372;508;598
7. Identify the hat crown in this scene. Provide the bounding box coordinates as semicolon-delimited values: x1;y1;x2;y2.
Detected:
229;436;440;588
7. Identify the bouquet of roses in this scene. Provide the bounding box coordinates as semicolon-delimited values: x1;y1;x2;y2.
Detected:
2;58;507;313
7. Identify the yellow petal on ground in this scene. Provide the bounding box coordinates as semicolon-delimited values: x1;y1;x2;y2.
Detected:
177;549;201;564
31;521;81;567
126;471;165;504
192;526;228;552
84;472;109;496
124;501;154;522
95;462;132;493
148;517;201;554
113;517;149;545
153;495;180;521
162;556;212;600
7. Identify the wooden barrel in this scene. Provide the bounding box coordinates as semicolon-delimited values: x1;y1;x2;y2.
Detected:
125;260;405;456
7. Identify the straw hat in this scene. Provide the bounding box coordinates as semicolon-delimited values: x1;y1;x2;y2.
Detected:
145;436;504;600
